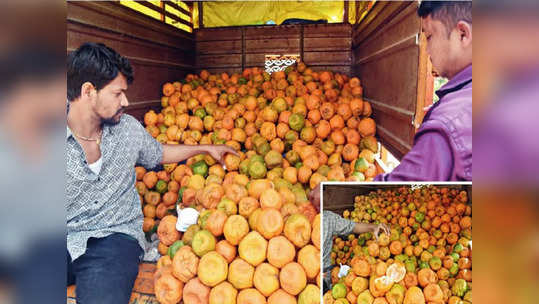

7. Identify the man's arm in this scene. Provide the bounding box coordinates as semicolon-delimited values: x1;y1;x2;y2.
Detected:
375;130;453;181
161;144;238;165
353;222;390;239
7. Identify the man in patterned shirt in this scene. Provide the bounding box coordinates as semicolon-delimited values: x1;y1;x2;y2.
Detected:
66;43;237;303
309;188;390;292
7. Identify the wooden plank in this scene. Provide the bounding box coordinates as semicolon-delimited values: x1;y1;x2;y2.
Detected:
244;25;300;39
244;53;265;66
67;1;193;46
245;38;300;53
306;65;352;75
195;28;242;41
353;1;411;47
414;31;429;129
196;67;243;75
303;23;351;37
303;51;351;65
303;37;351;52
353;34;417;66
68;22;195;67
197;54;242;67
197;40;242;55
198;1;204;28
350;1;421;159
353;2;419;55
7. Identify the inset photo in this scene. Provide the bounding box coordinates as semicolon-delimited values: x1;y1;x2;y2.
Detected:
321;183;472;303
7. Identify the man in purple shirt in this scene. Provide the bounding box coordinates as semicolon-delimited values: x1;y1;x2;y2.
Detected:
376;1;472;181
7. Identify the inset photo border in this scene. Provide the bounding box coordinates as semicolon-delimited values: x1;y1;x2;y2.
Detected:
320;182;472;303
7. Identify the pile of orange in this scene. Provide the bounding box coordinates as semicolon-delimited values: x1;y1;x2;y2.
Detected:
327;186;472;304
146;64;358;303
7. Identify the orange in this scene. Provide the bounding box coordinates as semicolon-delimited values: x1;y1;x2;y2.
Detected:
172;245;199;283
267;289;296;304
157;215;180;246
284;214;311;247
279;262;307;296
260;188;283;209
363;101;372;116
239;197;260;218
320;102;335;120
253;263;280;297
351;257;371;277
297;166;312;184
206;210;228;237
224;215;249;246
359;118;376;137
337;103;352;121
144;110;158;126
311;214;320;249
143;171;158;189
330;130;345;145
198;251;228;287
154;273;183;304
342;144;359;161
267;236;296;268
135;166;147;181
297;245;320;280
237;288;266;304
183;277;210;304
316;120;331;139
257;208;284;240
329;115;345;130
345;129;360;145
228;258;255;289
143;204;156;218
143;217;155;233
417;268;437;287
209;282;238;304
239;231;268;267
162;191;178;207
283;167;298;184
423;284;443;302
215;240;237;263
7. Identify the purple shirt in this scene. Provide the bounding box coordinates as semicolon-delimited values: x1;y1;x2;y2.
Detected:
376;65;472;181
475;68;539;184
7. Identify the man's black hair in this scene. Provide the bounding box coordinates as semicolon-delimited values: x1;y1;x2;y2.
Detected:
418;1;472;32
67;42;133;102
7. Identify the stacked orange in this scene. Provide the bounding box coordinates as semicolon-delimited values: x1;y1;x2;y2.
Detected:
327;186;472;304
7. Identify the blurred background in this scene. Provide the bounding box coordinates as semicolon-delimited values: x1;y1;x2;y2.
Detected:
474;1;539;304
0;0;538;303
0;1;66;304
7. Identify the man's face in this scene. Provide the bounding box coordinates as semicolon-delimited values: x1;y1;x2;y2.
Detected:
422;15;470;79
93;73;129;125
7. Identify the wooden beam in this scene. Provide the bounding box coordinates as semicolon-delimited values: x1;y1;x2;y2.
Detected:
414;31;434;129
355;0;359;24
344;0;349;24
198;1;204;28
138;1;193;28
164;1;191;17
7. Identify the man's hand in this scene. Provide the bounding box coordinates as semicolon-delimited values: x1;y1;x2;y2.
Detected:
372;223;390;240
308;183;321;211
161;144;238;165
207;145;239;166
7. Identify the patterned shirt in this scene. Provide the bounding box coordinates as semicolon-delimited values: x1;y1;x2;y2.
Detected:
322;210;356;271
66;114;162;261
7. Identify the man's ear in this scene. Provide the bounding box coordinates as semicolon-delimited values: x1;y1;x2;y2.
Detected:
80;82;95;100
457;21;472;47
